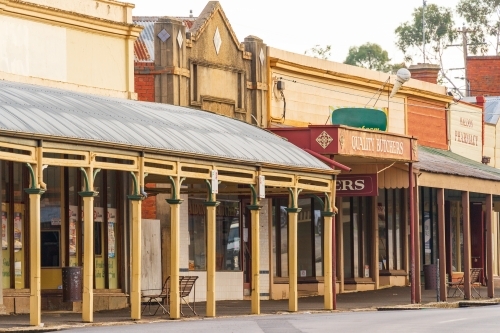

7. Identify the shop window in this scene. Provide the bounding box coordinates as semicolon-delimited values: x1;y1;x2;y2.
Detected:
1;161;27;289
41;231;60;267
188;198;241;271
420;187;437;266
343;197;372;279
272;197;323;278
378;189;406;272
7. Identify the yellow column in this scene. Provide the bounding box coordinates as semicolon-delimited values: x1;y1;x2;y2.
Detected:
323;212;334;310
286;187;301;312
167;196;183;319
204;200;219;317
248;204;262;314
26;189;45;326
128;197;142;320
80;191;97;322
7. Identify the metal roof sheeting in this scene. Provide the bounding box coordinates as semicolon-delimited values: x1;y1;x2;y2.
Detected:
0;80;331;171
133;16;196;62
485;97;500;125
416;146;500;181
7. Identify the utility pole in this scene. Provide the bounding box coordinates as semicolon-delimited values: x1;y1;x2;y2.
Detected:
422;0;426;63
460;24;469;96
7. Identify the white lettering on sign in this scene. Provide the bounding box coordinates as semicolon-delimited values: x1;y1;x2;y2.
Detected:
454;130;478;146
336;179;365;191
351;136;404;155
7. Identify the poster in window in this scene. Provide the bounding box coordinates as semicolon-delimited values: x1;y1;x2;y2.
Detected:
69;205;78;256
424;212;431;254
107;208;116;258
94;207;103;223
2;211;7;250
14;212;22;252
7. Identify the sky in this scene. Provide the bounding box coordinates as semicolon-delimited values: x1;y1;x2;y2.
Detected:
130;0;497;94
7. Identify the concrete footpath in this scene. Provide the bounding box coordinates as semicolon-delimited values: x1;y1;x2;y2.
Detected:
1;286;499;332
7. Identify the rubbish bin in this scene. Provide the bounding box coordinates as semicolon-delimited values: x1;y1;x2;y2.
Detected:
62;266;82;302
423;264;437;290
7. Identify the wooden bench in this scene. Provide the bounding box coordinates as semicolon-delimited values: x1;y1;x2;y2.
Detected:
141;275;198;316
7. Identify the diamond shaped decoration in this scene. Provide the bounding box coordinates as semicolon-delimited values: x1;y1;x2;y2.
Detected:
157;29;170;42
177;30;183;48
259;48;265;66
213;27;222;55
316;131;333;149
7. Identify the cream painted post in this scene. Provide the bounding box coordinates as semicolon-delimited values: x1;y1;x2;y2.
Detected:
462;191;471;300
204;176;219;318
26;182;45;326
204;198;219;317
486;194;494;298
248;204;262;314
323;211;334;310
78;166;97;323
129;198;142;319
167;176;184;319
286;187;301;312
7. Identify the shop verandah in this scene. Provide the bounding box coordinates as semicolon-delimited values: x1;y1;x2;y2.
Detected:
0;80;339;325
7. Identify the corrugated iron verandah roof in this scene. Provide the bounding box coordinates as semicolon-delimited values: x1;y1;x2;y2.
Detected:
0;80;333;173
416;146;500;182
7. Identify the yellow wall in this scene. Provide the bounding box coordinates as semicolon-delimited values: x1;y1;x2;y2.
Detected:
41;269;62;289
66;29;127;92
0;0;139;99
268;48;448;134
24;0;134;23
484;124;496;167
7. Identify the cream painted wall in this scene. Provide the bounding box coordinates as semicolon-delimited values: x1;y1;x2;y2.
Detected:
0;15;67;82
270;70;406;134
484;124;496;167
197;66;239;102
449;102;483;162
0;12;131;96
66;29;127;92
24;0;133;23
496;122;500;168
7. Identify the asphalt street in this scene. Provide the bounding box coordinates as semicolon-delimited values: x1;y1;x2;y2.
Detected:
64;304;500;333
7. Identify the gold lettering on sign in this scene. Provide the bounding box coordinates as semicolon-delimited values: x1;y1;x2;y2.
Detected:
350;136;404;155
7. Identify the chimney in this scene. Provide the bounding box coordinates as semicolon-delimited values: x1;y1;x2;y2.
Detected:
408;63;440;84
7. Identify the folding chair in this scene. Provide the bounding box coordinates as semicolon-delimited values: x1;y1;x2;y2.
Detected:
470;268;482;299
141;276;170;316
447;274;464;298
179;275;198;316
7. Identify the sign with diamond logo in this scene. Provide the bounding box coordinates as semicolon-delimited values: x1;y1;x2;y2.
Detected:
316;131;333;149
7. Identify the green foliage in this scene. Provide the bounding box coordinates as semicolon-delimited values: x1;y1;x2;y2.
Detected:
395;4;457;63
304;45;332;60
343;43;391;71
456;0;500;54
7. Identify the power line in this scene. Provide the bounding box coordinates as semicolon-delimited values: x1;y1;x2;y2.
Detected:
277;75;494;115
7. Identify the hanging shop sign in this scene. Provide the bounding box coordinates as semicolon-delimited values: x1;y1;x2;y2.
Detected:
330;107;387;131
336;174;378;197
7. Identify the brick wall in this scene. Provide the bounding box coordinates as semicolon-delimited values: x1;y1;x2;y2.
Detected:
134;61;155;102
467;56;500;96
141;183;157;219
407;97;448;149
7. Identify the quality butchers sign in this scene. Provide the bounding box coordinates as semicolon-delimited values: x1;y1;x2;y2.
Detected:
336;127;416;162
336;174;378;197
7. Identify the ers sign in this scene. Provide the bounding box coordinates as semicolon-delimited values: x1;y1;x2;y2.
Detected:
336;174;378;197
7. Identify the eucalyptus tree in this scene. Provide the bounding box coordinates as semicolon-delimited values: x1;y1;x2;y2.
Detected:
457;0;500;54
395;4;459;90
